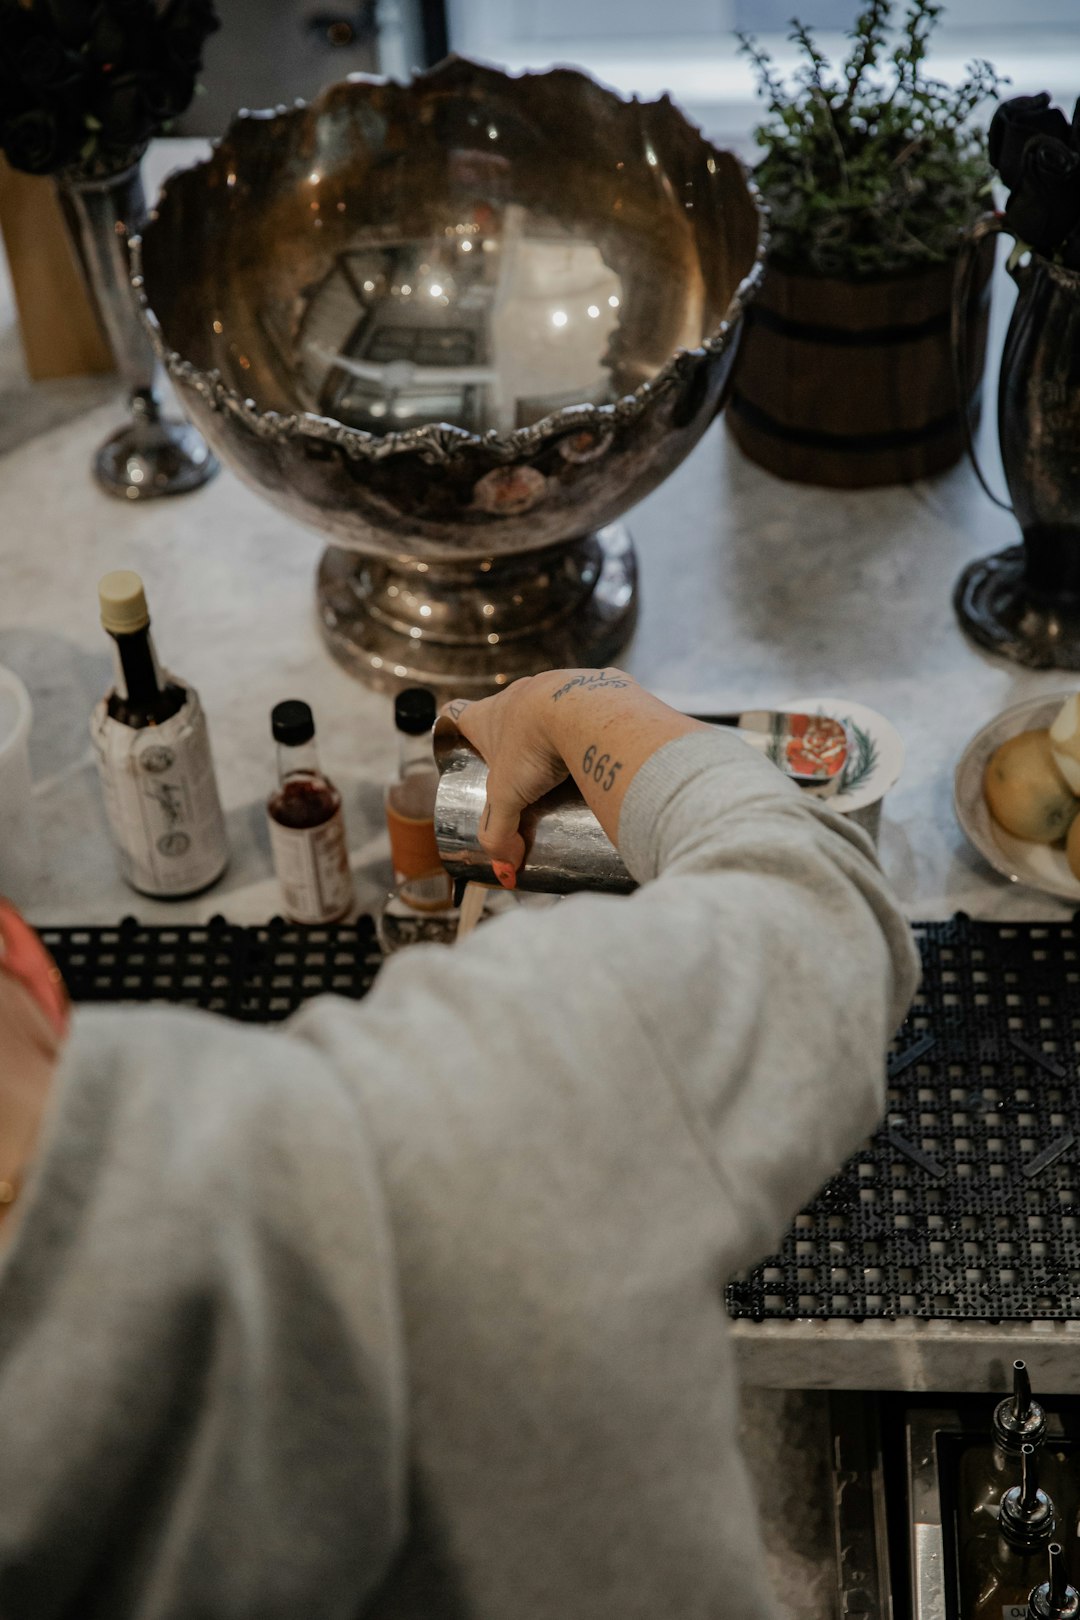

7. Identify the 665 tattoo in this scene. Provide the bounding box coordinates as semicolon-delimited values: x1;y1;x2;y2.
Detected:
583;744;623;792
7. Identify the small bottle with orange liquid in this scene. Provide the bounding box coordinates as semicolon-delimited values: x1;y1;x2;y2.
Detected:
380;688;458;951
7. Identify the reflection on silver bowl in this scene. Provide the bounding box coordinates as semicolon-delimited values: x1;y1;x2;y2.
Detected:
133;56;765;693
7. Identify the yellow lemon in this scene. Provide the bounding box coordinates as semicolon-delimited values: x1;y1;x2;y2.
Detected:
984;729;1079;843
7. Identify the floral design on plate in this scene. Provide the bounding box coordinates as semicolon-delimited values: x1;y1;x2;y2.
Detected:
837;717;879;796
766;712;849;783
778;697;901;813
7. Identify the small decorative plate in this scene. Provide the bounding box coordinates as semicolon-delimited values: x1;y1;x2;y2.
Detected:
778;696;905;816
955;693;1080;901
661;690;905;842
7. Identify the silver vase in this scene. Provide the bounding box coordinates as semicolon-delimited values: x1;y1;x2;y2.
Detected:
954;213;1080;667
59;159;217;501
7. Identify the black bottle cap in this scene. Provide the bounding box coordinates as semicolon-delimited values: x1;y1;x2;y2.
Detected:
395;688;436;735
272;700;316;746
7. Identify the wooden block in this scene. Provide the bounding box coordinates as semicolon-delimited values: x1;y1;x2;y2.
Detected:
0;158;114;380
455;881;491;941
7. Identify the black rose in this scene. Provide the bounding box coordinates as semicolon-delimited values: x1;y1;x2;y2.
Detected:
989;93;1071;191
17;35;81;91
93;76;154;146
42;0;97;47
142;66;196;120
1;105;70;174
83;4;134;64
0;7;41;77
1003;134;1080;257
160;0;219;68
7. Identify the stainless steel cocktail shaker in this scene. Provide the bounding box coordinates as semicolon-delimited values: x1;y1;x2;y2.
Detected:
433;717;635;895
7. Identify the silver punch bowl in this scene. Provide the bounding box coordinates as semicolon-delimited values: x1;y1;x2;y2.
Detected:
133;58;765;694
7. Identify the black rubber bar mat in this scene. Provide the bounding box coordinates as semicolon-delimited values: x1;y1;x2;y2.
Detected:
728;914;1080;1321
40;915;383;1023
39;913;1080;1321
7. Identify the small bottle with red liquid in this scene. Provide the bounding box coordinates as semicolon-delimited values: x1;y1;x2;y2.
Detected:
267;700;353;924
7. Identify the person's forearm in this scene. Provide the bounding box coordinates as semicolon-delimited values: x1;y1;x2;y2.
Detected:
537;671;710;847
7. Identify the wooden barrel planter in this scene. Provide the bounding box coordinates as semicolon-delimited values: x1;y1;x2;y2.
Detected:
727;243;994;489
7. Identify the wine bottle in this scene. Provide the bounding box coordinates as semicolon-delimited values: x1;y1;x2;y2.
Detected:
90;571;228;898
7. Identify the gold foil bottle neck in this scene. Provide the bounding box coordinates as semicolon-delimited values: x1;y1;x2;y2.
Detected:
99;570;150;636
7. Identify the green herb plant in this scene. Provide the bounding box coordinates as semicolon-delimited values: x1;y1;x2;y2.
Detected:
739;0;1004;278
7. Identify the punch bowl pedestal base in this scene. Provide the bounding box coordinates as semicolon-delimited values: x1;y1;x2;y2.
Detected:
318;525;637;696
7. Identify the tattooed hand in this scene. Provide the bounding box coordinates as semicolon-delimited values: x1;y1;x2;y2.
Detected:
582;744;623;791
439;668;703;889
440;675;575;883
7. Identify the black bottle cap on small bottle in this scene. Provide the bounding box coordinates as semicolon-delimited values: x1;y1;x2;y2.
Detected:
272;700;316;746
395;688;436;735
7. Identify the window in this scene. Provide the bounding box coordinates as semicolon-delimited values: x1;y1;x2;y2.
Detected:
447;0;1080;148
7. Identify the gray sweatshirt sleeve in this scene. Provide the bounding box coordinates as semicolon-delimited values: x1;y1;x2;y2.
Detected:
0;728;917;1620
0;1008;407;1620
612;729;921;1256
289;728;919;1620
302;730;918;1262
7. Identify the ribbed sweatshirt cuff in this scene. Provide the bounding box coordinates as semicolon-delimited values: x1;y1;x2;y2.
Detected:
617;729;790;884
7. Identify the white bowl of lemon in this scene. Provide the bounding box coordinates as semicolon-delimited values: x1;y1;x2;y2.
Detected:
956;693;1080;901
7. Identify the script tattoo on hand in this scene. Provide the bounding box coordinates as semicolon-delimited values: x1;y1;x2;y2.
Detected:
582;744;623;792
551;670;631;703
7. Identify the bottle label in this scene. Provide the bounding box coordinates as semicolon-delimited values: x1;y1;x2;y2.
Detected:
90;688;228;897
267;806;353;924
1004;1609;1028;1619
386;801;454;913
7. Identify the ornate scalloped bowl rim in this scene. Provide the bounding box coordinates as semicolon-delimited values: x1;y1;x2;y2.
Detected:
129;55;768;468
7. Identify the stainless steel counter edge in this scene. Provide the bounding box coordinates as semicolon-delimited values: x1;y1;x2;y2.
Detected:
733;1318;1080;1393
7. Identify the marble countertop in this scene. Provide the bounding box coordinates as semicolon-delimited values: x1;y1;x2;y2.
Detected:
3;142;1080;1389
2;144;1072;933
